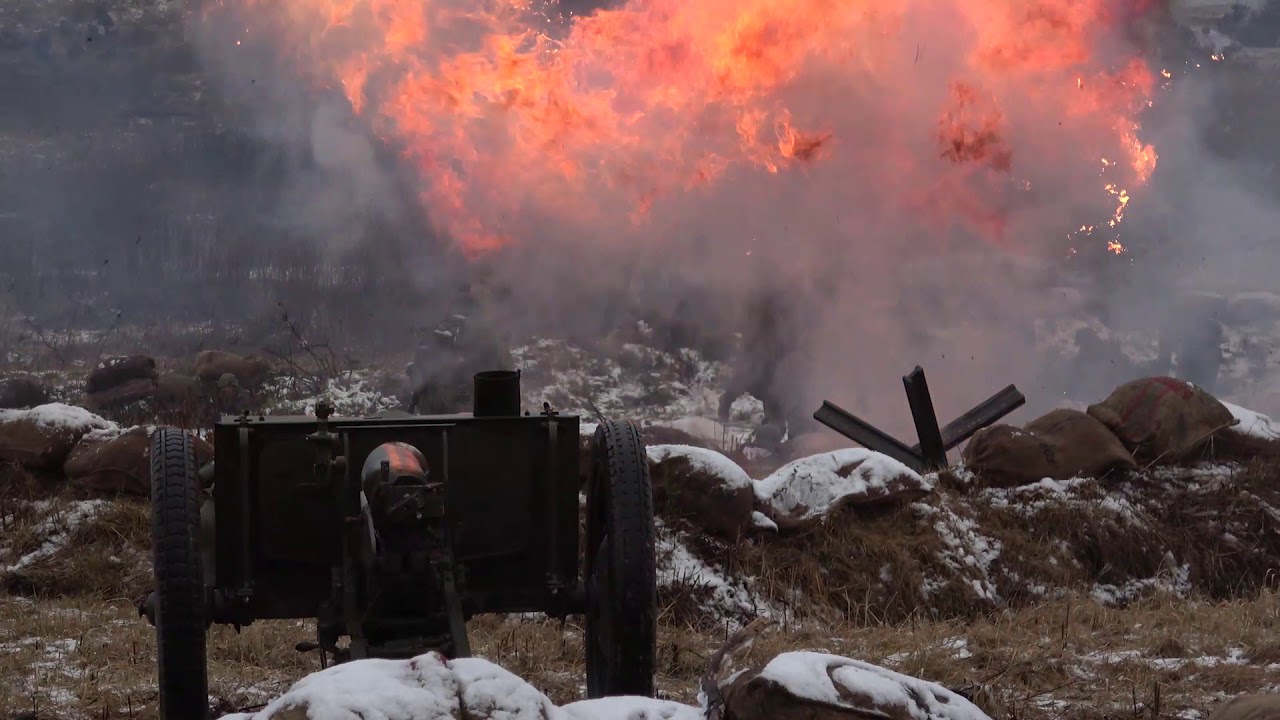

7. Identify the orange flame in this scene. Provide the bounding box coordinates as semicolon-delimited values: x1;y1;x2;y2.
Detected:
210;0;1162;257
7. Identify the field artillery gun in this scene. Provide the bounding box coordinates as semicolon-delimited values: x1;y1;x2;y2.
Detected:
141;370;657;719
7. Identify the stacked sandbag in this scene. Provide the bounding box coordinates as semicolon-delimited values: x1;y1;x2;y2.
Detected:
1086;376;1237;464
64;425;213;497
0;376;50;409
648;444;756;538
963;409;1137;487
84;355;159;411
194;350;271;389
0;403;117;470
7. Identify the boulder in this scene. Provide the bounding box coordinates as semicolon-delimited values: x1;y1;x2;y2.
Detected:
0;404;117;470
1087;376;1237;463
721;651;992;720
0;376;50;409
84;355;157;395
1206;693;1280;720
648;444;755;538
194;350;271;388
961;408;1137;488
754;449;932;530
65;426;213;497
85;377;158;411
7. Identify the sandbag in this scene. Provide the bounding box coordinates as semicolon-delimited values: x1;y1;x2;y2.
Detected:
1087;376;1236;463
85;377;158;411
65;426;213;497
84;355;157;395
194;350;271;388
152;373;203;410
0;404;116;470
648;445;755;538
0;376;50;409
721;651;992;720
962;408;1136;487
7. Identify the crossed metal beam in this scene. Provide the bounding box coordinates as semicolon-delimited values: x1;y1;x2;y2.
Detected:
813;366;1026;473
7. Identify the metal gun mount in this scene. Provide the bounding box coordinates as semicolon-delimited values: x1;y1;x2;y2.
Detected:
142;370;659;720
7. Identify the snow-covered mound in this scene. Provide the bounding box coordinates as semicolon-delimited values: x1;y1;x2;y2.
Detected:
219;649;988;720
754;449;933;523
647;444;752;490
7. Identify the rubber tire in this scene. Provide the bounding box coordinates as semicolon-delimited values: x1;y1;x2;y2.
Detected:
584;419;657;698
151;428;210;720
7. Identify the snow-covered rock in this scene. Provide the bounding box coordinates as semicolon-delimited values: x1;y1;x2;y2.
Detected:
754;449;933;528
722;651;993;720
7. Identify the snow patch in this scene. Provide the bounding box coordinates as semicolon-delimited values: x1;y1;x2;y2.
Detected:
1222;401;1280;441
2;500;109;573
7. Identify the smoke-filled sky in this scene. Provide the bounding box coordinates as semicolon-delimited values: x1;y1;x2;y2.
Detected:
182;0;1280;426
5;0;1279;426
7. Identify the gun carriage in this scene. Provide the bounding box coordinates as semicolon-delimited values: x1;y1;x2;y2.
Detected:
142;370;657;719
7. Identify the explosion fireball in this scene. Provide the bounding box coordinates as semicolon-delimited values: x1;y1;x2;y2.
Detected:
205;0;1161;260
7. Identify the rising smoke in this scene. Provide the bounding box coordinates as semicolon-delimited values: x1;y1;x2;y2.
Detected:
5;0;1280;426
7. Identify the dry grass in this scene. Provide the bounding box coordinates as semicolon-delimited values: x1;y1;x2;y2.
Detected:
0;591;1277;719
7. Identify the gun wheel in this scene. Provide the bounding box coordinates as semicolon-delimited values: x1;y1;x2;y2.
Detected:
584;419;657;699
150;428;210;720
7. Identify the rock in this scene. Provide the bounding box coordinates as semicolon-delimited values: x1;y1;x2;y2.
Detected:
1206;693;1280;720
1087;376;1237;464
647;444;755;538
754;449;932;530
65;426;213;497
84;355;157;395
722;651;993;720
962;408;1137;488
85;377;158;411
0;404;117;470
194;350;271;389
0;376;50;410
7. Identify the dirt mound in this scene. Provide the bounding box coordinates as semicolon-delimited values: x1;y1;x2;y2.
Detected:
655;456;1280;628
